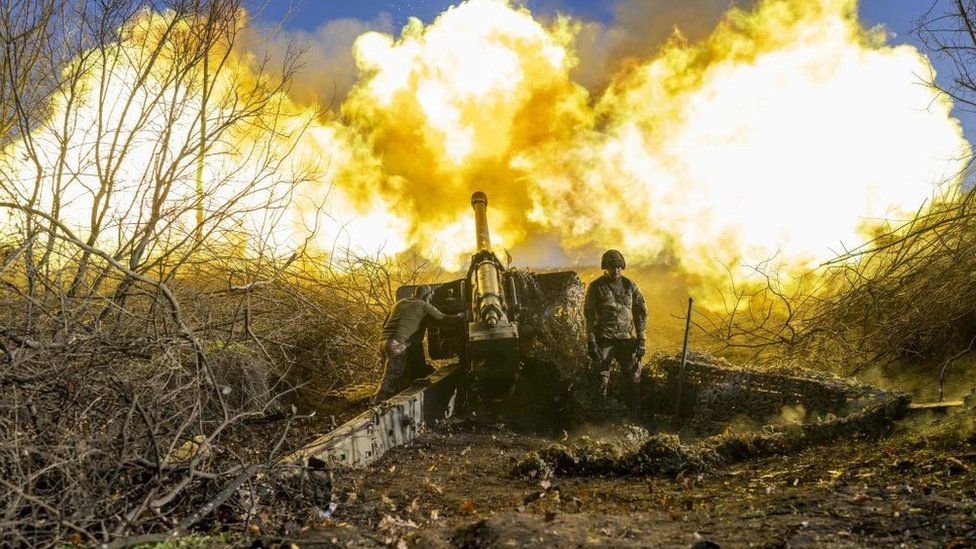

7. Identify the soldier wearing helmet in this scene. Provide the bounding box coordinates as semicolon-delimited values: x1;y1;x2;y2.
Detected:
584;249;648;407
373;284;464;403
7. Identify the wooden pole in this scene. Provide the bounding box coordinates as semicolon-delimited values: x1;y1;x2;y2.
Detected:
672;297;694;428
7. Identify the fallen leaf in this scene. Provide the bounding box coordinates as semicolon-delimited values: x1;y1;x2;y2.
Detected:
947;457;969;474
459;499;475;514
378;514;395;531
523;491;545;505
424;478;444;495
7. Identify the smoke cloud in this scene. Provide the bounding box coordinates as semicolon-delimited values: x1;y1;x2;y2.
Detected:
243;14;394;107
301;0;968;278
573;0;759;90
2;0;970;284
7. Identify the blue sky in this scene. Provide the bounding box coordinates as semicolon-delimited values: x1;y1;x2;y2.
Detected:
254;1;928;37
252;1;974;142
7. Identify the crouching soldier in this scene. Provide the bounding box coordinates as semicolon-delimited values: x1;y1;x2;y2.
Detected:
584;249;648;408
373;285;464;403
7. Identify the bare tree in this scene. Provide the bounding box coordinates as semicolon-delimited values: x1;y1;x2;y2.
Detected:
917;1;976;126
0;0;347;545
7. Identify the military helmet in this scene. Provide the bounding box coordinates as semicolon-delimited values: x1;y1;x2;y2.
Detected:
413;284;433;300
601;249;626;270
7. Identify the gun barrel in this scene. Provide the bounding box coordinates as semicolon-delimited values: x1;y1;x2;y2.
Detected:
471;191;491;252
464;192;520;407
474;259;503;326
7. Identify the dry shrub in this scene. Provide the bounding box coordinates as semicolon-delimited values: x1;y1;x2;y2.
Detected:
0;1;434;544
702;187;976;391
0;235;445;546
803;190;976;377
0;235;437;546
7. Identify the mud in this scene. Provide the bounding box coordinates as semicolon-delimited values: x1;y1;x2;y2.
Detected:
286;413;976;548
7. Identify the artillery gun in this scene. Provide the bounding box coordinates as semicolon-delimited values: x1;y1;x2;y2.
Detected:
292;193;585;469
397;191;524;410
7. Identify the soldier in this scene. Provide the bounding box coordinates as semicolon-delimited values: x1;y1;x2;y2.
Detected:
584;249;648;407
373;284;464;403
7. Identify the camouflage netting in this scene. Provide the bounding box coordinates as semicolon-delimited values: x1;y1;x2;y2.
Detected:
509;270;588;370
498;271;592;427
515;354;912;477
641;353;900;432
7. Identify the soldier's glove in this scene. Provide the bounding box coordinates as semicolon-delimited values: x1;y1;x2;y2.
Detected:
587;340;601;364
635;340;646;363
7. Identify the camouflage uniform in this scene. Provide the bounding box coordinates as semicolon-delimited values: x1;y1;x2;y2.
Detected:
584;253;648;406
373;288;450;403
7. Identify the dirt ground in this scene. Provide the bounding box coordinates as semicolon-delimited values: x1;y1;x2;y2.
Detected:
234;264;976;548
272;410;976;548
250;269;976;549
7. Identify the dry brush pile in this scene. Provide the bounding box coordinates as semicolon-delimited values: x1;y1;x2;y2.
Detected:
700;184;976;393
0;1;428;545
